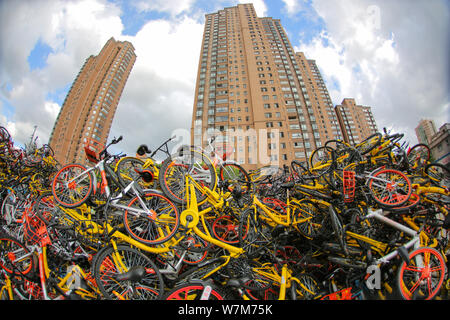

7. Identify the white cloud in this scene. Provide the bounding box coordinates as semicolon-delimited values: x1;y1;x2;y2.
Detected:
238;0;268;17
109;16;204;156
295;0;449;145
0;0;205;156
0;0;125;147
281;0;306;16
133;0;196;16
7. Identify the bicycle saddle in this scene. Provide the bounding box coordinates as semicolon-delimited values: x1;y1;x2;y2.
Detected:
281;181;295;189
114;266;146;282
136;144;151;156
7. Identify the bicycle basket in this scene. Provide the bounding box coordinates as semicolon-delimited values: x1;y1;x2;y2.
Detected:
23;209;51;246
343;170;356;203
84;138;105;164
321;287;353;300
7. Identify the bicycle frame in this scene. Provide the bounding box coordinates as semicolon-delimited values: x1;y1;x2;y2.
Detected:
241;263;316;300
180;175;244;258
64;158;115;198
0;269;14;300
354;208;423;267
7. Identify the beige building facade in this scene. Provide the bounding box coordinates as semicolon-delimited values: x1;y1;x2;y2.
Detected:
335;98;378;145
49;37;136;165
415;119;437;145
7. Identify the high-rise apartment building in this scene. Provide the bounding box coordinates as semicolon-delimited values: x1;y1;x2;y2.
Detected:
415;119;437;145
190;3;342;170
49;37;136;165
335;98;378;145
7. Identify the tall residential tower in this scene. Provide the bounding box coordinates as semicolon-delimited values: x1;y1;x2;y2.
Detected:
49;37;136;165
190;4;342;170
415;119;437;145
335;98;378;145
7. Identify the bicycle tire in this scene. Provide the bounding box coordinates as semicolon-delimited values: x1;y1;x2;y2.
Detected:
174;233;209;265
219;162;251;192
397;246;446;300
122;192;180;246
115;156;153;189
238;208;271;257
212;215;240;244
368;168;412;207
93;244;164;300
355;133;382;155
164;281;226;300
290;160;315;183
309;146;333;172
33;191;59;225
158;149;216;205
407;143;430;168
291;200;327;239
329;206;348;256
424;162;450;187
0;232;34;276
51;163;93;208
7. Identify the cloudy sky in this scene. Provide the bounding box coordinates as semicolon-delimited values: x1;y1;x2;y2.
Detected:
0;0;449;157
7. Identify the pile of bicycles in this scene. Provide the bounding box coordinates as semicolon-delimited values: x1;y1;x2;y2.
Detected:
0;125;449;300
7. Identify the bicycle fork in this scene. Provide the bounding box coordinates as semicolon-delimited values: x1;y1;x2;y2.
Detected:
367;209;423;267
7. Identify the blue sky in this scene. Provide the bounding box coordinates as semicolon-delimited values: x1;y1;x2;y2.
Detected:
1;0;449;154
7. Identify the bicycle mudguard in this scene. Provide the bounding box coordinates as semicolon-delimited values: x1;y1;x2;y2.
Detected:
397;246;410;265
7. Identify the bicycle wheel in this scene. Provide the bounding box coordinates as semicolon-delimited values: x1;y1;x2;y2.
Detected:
407;143;430;169
174;233;209;265
291;160;315;183
219;162;251;192
51;164;93;208
115;156;154;189
0;127;10;143
212;215;240;244
0;233;34;276
397;246;446;300
329;206;348;256
93;244;164;300
123;192;180;246
159;149;216;205
291;201;327;239
355;133;382;155
33;191;60;225
424;163;450;187
1;192;26;226
368;168;412;207
293;273;320;300
238;208;271;257
389;193;421;212
309;146;333;171
164;281;226;300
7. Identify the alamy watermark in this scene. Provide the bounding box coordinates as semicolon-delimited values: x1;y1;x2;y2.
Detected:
365;265;381;290
170;127;282;167
366;5;381;30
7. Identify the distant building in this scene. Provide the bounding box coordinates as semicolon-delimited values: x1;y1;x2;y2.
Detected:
429;123;449;167
49;37;136;165
415;119;437;145
334;98;378;145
